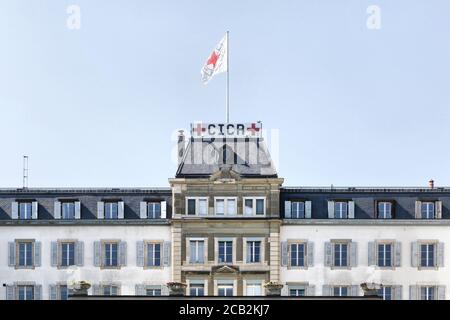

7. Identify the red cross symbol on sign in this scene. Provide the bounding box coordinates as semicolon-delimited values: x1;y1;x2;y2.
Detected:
247;123;260;135
193;123;206;136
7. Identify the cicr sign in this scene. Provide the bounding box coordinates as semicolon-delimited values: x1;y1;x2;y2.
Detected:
190;122;262;138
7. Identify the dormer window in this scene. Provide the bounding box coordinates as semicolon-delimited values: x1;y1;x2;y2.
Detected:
377;201;393;219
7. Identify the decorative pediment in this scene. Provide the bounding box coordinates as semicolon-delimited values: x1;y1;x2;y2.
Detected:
211;265;239;274
210;165;241;183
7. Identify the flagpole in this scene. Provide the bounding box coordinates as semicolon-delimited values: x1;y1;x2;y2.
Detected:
226;30;230;123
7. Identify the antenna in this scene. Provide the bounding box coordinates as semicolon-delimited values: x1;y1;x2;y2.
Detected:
23;155;29;189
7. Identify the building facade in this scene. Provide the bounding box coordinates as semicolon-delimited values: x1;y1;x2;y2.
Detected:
1;122;449;300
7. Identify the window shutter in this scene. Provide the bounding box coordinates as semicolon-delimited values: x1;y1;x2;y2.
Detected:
51;241;58;267
76;241;84;266
437;242;444;267
161;285;169;296
322;285;331;296
94;241;101;267
348;201;355;219
34;241;41;267
163;241;171;266
281;241;288;267
6;285;15;300
135;284;146;296
305;201;312;219
119;241;127;266
284;201;291;218
438;286;446;300
435;201;443;219
307;242;314;267
350;285;359;297
327;201;335;219
368;241;376;266
34;285;42;300
11;201;18;219
393;285;402;300
306;285;315;296
32;201;38;219
8;242;16;267
97;202;104;219
324;242;332;267
161;201;167;218
394;241;402;267
118;201;125;219
409;285;418;300
411;242;419;267
415;201;422;219
74;201;81;219
49;285;57;300
136;241;145;267
350;242;357;267
92;284;101;296
54;201;61;219
140;202;147;219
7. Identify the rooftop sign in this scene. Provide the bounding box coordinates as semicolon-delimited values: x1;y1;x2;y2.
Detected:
190;122;262;138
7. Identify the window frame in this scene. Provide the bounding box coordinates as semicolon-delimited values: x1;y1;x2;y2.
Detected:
61;201;76;220
242;197;266;216
147;202;162;219
376;201;394;219
17;285;34;300
214;197;238;216
243;237;265;264
419;242;437;268
421;202;436;219
144;241;162;268
18;201;33;220
215;237;235;264
377;242;393;268
288;241;307;268
101;240;120;268
187;237;208;265
59;241;76;267
15;239;35;269
334;201;348;219
185;197;209;216
332;241;349;268
104;201;119;220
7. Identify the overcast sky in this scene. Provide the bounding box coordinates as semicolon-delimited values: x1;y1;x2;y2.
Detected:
0;1;449;188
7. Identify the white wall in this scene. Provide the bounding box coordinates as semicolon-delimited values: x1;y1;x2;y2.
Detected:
0;225;172;299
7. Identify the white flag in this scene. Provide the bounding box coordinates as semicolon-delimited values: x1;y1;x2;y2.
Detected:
201;34;228;84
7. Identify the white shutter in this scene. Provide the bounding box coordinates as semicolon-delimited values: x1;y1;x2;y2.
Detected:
118;201;124;219
394;241;402;267
409;285;418;300
324;242;332;267
163;241;171;266
438;286;446;300
307;242;314;267
327;201;335;219
54;201;61;219
8;242;16;267
348;201;355;219
32;201;38;219
34;242;41;267
92;285;101;296
306;285;315;296
76;241;84;266
51;241;58;267
350;285;360;297
322;285;331;296
437;242;444;267
284;201;291;218
6;285;15;300
161;201;167;218
415;201;422;219
305;201;312;219
74;201;81;219
411;242;419;267
135;284;146;296
350;242;357;267
97;202;104;219
136;241;145;267
393;285;402;300
140;202;147;219
49;285;57;300
368;241;376;266
34;285;42;300
281;241;288;267
161;285;169;296
94;241;101;267
119;241;127;266
435;201;443;219
11;201;18;219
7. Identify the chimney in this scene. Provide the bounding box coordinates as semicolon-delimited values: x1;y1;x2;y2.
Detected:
177;130;185;165
429;179;434;189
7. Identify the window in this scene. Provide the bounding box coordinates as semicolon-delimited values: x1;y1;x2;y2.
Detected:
333;286;348;297
420;286;435;300
334;202;348;219
290;243;306;267
218;284;233;296
378;286;392;300
421;202;435;219
214;198;237;216
62;202;75;219
189;240;205;264
291;201;305;219
146;243;161;267
289;288;306;296
246;241;261;263
19;202;32;220
190;284;205;296
377;243;392;267
105;202;118;219
18;241;33;267
218;241;233;263
59;285;69;300
147;202;161;219
243;198;265;216
61;242;75;267
186;198;208;216
420;243;435;267
103;242;118;267
17;285;34;300
146;288;161;296
377;202;392;219
334;243;348;267
103;285;118;296
246;283;262;296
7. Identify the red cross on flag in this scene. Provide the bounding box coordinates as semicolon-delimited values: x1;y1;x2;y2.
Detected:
201;34;228;84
